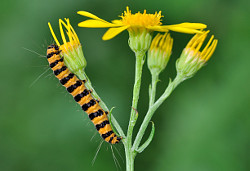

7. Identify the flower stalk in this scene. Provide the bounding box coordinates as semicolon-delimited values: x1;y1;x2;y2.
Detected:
124;50;145;171
132;73;184;152
149;72;159;107
123;31;217;170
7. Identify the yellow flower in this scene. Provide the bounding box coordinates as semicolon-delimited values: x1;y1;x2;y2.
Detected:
77;6;207;40
176;31;218;79
48;18;87;74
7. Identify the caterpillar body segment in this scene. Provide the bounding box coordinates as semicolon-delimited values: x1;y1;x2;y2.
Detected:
46;44;121;144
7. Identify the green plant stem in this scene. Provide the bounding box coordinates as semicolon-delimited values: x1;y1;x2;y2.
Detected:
149;71;159;107
124;51;145;171
132;74;184;151
75;69;125;138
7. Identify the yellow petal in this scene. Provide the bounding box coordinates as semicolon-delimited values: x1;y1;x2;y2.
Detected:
168;23;207;29
160;26;203;34
201;35;214;55
102;26;130;40
111;20;123;24
77;11;108;23
78;19;121;28
148;23;206;34
205;39;218;61
59;19;67;44
147;26;168;32
48;22;60;46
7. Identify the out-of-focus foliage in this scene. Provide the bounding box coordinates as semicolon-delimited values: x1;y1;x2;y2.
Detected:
0;0;249;170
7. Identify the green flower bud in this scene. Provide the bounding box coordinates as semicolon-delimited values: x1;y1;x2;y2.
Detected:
62;44;86;75
176;31;218;79
128;28;153;53
48;18;87;75
147;33;173;75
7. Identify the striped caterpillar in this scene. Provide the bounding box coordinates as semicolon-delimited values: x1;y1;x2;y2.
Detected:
47;44;121;144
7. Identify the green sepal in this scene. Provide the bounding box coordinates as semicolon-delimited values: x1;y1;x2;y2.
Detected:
62;45;87;75
128;28;153;54
175;49;205;80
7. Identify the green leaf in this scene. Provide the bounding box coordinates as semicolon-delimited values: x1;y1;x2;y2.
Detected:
136;122;155;153
108;107;119;136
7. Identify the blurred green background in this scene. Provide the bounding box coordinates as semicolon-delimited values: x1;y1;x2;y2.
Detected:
1;0;249;170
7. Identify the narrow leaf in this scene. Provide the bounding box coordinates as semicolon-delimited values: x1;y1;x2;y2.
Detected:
136;122;155;153
108;107;126;138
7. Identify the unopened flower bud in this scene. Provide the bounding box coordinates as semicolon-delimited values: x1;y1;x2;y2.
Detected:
176;31;218;79
147;33;173;75
128;28;153;53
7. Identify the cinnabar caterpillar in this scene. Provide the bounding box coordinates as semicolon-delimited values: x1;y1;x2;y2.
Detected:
47;44;121;144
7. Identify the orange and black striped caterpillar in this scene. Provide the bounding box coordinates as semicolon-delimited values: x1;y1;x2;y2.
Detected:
47;44;121;144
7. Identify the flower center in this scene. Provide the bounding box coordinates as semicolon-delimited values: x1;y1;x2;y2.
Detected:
121;7;162;28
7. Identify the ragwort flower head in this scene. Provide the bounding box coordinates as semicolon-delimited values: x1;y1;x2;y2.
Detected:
48;19;87;74
176;31;218;79
77;6;207;41
148;33;173;74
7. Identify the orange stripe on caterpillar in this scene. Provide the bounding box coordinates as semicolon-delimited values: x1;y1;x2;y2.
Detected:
46;44;121;144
